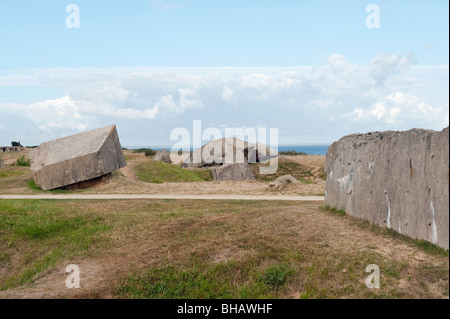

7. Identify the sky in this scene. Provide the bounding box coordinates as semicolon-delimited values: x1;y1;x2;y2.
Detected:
0;0;448;147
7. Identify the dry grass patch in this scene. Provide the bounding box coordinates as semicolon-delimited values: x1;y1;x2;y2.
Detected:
0;199;448;299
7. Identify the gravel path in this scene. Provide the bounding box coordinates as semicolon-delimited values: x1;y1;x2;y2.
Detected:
0;194;324;201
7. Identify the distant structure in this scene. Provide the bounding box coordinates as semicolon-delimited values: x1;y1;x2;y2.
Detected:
1;146;23;153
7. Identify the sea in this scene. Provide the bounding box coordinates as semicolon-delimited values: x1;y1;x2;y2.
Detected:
125;145;330;156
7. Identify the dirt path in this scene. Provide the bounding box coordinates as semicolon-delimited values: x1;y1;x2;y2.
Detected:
0;194;324;201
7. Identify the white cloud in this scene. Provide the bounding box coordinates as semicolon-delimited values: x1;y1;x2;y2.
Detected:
351;92;448;127
369;52;415;83
222;85;238;105
0;53;448;146
311;98;334;108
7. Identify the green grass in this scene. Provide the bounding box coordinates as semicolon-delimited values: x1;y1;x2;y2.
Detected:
359;221;450;258
134;160;213;183
132;148;157;156
322;205;346;217
0;199;447;299
278;150;307;156
27;180;73;193
250;158;314;183
0;200;113;289
259;264;294;289
13;156;31;167
0;170;25;179
117;259;294;299
322;205;448;257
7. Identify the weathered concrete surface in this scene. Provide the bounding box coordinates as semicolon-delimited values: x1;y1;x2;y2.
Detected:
154;149;172;164
182;137;277;169
269;174;300;191
325;127;449;249
210;163;255;181
30;125;127;190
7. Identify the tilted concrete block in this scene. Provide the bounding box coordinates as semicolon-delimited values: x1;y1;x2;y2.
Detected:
30;125;127;190
324;127;449;249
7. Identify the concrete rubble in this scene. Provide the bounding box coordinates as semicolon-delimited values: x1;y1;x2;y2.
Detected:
30;125;127;190
180;137;277;181
154;149;172;164
269;174;300;191
210;163;255;181
181;137;277;169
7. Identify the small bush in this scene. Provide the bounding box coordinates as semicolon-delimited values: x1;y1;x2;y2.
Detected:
15;156;30;167
259;264;293;289
279;150;307;156
133;148;157;157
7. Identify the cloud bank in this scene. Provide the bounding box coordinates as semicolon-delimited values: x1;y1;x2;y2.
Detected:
0;53;448;146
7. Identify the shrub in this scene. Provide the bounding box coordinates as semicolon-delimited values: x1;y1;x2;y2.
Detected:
279;150;307;156
133;148;157;157
15;156;30;167
259;264;293;289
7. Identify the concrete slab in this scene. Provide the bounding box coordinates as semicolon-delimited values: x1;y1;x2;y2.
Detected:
30;125;127;190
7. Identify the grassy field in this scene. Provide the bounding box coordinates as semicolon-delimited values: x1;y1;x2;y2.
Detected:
250;158;321;183
0;199;448;299
0;170;26;179
133;160;213;183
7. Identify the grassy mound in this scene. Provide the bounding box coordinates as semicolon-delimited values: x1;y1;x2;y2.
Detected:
249;158;315;183
134;160;213;183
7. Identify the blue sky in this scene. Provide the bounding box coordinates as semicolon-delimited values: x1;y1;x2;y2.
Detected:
0;0;448;146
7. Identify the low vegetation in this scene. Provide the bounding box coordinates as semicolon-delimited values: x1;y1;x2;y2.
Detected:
132;148;157;157
0;199;447;299
250;158;315;183
0;166;32;194
322;205;346;217
117;261;295;299
278;150;307;156
134;160;213;183
0;170;25;179
13;156;30;167
0;200;112;289
322;205;449;257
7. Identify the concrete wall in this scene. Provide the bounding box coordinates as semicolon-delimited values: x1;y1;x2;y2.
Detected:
324;127;449;250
